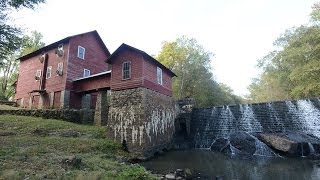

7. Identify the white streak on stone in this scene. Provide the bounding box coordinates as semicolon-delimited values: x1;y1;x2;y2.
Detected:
139;125;144;145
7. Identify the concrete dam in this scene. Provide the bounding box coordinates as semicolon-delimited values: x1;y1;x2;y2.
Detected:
188;98;320;149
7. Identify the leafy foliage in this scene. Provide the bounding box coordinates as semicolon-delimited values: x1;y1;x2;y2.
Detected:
0;0;45;62
248;4;320;102
157;36;242;107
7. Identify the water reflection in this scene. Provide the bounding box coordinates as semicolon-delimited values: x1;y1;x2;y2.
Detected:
141;150;320;180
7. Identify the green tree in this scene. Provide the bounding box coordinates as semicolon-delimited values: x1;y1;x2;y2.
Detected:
0;0;45;62
0;31;45;100
248;3;320;102
157;36;241;107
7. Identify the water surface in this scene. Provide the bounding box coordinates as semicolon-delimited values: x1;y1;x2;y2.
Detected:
141;150;320;180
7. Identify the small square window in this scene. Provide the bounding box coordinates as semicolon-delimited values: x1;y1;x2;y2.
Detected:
157;67;163;85
122;61;131;80
83;69;90;77
46;66;52;79
77;46;85;59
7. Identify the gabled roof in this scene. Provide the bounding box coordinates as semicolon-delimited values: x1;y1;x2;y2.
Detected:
106;43;176;77
18;30;110;61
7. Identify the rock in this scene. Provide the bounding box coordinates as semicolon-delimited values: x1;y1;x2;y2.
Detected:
60;129;80;137
61;155;82;169
175;168;184;177
165;173;176;179
210;138;230;152
258;131;320;157
185;168;192;179
229;132;256;155
258;133;297;154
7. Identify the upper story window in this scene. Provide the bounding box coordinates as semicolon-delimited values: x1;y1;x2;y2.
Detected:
46;66;52;79
56;62;63;76
35;70;42;81
157;67;163;85
77;46;85;59
122;61;131;80
83;69;90;78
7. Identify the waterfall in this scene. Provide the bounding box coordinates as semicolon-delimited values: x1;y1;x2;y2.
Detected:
267;102;285;132
301;144;305;157
193;98;320;151
308;143;315;155
218;106;236;138
296;100;320;138
248;134;278;157
238;104;262;133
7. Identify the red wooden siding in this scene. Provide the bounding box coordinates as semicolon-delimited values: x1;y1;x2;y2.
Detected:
73;73;111;93
142;56;173;96
110;49;144;90
65;33;109;90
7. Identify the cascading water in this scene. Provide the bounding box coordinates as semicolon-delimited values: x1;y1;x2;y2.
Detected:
267;102;285;132
193;97;320;157
218;106;236;138
238;104;262;133
308;143;315;154
296;100;320;138
249;134;278;157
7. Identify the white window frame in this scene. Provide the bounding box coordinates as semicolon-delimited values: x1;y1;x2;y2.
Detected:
46;66;52;79
35;70;42;81
77;46;85;59
157;67;163;85
56;62;63;75
122;61;131;80
83;69;90;78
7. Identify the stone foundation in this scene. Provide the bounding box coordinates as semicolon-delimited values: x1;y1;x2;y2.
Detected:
0;109;94;124
94;90;109;126
107;87;176;156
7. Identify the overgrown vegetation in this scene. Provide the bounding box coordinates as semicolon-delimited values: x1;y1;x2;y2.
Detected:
248;3;320;103
0;115;155;179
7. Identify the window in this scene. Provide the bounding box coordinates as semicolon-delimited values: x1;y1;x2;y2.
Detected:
77;46;85;59
122;61;131;80
83;69;90;77
35;70;42;81
46;66;52;79
56;62;63;75
157;67;163;85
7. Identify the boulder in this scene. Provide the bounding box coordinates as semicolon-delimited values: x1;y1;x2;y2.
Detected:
229;132;256;155
258;131;320;157
210;138;230;152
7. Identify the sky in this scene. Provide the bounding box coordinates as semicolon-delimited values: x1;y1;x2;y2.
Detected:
10;0;319;97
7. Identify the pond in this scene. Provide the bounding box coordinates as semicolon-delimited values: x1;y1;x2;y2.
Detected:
141;150;320;180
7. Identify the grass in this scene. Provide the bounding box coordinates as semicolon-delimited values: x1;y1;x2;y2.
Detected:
0;115;156;179
0;105;18;110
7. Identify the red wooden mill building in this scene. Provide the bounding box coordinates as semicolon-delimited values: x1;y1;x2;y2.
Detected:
15;30;178;153
15;30;176;110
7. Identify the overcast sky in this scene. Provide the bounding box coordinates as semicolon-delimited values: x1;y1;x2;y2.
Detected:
10;0;319;96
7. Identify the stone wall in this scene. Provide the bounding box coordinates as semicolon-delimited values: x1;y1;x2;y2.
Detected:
0;109;94;124
107;87;176;156
191;98;320;147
